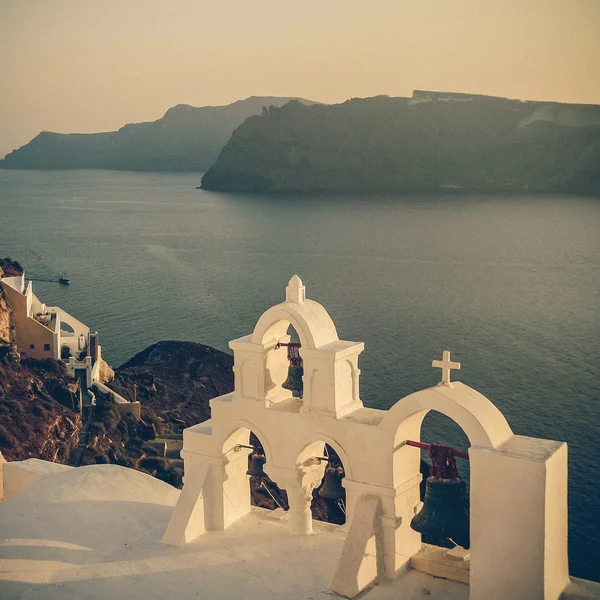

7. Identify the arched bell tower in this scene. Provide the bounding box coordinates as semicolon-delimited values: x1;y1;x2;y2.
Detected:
165;274;572;600
229;275;364;418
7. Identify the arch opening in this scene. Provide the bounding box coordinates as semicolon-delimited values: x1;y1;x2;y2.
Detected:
393;409;471;550
297;441;347;526
248;432;289;511
221;427;288;515
60;321;75;334
280;325;303;398
263;322;304;402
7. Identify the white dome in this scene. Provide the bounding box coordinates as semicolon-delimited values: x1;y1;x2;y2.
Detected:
0;464;180;575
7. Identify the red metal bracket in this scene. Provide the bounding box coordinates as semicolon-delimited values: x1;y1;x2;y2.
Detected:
405;440;469;460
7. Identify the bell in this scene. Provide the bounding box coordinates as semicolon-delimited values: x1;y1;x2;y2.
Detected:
246;453;267;479
318;466;346;500
410;477;470;549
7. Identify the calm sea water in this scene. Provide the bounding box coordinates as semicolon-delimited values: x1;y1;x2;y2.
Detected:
0;169;598;580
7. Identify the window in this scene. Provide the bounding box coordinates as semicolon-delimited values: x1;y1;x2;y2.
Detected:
44;344;51;351
29;344;35;349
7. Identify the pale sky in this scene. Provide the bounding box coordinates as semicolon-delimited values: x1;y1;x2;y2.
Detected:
1;0;599;158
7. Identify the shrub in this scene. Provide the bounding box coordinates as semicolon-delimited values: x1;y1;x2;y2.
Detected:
0;424;19;450
88;422;106;437
139;456;168;473
30;403;49;418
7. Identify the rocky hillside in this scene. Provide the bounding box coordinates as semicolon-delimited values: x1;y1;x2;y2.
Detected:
73;341;234;487
109;340;234;432
0;97;315;172
0;353;82;463
0;270;83;464
201;91;600;195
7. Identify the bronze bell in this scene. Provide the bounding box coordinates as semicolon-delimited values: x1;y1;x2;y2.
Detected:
318;466;345;500
410;476;470;549
246;453;267;479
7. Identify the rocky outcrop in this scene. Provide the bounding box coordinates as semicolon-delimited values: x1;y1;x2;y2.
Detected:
201;91;600;195
0;258;24;278
0;97;316;172
109;340;234;433
0;286;12;344
98;357;114;384
0;258;24;343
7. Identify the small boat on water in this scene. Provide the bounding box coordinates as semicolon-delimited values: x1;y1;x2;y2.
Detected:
59;272;70;285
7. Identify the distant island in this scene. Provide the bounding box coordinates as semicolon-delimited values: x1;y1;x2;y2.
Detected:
201;91;600;195
0;96;315;172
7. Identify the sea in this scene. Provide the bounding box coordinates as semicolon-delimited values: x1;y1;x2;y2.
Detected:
0;169;598;581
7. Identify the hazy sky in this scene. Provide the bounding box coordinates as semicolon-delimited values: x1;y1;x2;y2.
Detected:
1;0;599;157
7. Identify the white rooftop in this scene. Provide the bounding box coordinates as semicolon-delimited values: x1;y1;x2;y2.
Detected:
0;464;470;600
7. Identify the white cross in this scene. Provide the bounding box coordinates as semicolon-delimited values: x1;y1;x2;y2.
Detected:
432;350;461;387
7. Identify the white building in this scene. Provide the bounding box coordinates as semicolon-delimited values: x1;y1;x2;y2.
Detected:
0;273;90;360
0;271;139;417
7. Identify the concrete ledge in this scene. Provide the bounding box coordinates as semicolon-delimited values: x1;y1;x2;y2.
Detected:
562;578;600;599
410;544;470;584
263;507;288;521
0;451;6;501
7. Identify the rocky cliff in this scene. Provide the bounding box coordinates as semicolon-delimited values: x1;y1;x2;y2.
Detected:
0;355;82;463
0;258;23;344
201;91;600;195
0;97;315;172
109;340;234;431
74;341;234;487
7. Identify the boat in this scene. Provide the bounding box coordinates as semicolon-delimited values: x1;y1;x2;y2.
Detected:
58;272;70;285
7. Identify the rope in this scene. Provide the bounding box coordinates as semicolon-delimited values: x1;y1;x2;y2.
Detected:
261;480;283;510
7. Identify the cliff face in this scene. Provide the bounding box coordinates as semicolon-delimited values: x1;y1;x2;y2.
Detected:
0;96;316;172
0;281;11;344
201;92;600;195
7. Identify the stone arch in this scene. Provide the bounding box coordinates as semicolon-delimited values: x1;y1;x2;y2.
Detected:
218;422;282;528
251;302;339;350
219;420;275;464
251;301;339;406
376;383;515;559
382;383;513;451
293;431;354;481
380;384;512;489
293;433;352;529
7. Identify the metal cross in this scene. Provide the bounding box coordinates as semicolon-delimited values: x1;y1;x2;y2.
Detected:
432;350;461;387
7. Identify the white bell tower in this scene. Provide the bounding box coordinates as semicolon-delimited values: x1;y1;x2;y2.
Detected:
229;275;364;418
